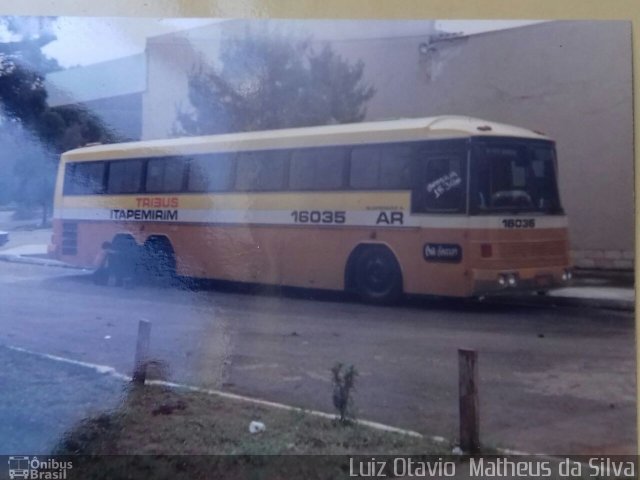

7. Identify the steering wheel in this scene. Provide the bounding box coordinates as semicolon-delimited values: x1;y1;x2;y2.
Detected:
491;190;533;207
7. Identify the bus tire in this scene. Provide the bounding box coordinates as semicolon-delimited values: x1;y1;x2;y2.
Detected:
351;245;402;304
141;236;176;283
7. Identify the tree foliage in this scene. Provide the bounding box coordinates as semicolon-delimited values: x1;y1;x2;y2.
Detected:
0;17;115;217
175;27;376;135
0;17;114;151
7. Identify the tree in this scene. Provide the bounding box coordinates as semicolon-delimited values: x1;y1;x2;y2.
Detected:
0;17;115;222
175;27;376;135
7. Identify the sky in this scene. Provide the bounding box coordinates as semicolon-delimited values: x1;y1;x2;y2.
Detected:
42;17;222;68
41;17;543;68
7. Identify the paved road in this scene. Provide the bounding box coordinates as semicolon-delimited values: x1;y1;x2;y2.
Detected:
0;261;635;455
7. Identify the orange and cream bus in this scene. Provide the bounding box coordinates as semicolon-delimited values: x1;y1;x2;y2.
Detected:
48;116;572;302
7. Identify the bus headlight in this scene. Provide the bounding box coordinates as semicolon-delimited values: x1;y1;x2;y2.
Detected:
562;269;573;281
498;274;507;287
507;274;518;287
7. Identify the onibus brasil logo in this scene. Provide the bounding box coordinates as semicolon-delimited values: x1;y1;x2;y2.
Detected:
8;457;72;479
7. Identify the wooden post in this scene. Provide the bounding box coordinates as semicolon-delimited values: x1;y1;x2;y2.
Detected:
458;349;479;453
133;319;151;384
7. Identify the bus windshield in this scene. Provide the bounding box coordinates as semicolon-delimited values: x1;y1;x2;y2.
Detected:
471;141;563;214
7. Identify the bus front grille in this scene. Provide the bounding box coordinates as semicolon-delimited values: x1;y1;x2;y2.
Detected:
61;222;78;255
497;240;566;259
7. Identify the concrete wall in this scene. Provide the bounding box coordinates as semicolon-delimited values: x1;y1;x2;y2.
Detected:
46;54;145;141
333;20;633;269
143;28;223;140
81;93;143;141
140;21;634;270
142;19;438;139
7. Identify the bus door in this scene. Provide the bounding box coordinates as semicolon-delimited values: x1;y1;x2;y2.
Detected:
409;144;469;295
411;144;467;216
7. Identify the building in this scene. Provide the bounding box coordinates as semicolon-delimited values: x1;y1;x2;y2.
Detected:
46;53;146;140
46;20;634;269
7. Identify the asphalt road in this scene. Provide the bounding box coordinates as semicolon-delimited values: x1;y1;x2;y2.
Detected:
0;260;635;455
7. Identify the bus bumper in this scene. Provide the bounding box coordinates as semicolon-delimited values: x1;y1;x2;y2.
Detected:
471;266;572;296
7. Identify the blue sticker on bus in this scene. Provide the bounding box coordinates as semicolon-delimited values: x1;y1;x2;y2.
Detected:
423;243;462;263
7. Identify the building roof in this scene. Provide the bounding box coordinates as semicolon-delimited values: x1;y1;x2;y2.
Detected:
45;53;146;107
62;116;550;160
147;18;438;44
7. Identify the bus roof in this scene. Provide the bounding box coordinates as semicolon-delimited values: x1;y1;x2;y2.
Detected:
62;116;551;161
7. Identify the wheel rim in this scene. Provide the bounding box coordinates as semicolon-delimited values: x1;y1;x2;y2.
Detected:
141;241;175;280
359;250;396;296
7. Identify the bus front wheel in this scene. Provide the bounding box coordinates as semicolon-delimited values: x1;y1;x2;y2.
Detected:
352;246;402;304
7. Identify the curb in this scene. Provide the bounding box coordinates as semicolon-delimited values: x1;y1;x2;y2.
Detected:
0;253;85;270
544;295;634;312
9;344;595;458
0;253;634;311
485;293;634;312
6;344;452;450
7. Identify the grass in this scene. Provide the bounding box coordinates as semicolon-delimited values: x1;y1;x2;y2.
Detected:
54;383;451;478
0;346;124;454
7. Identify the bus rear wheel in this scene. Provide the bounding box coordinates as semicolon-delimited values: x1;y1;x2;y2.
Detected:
352;246;402;304
141;237;177;284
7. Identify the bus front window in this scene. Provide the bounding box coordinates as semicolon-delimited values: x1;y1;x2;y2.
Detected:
471;142;563;214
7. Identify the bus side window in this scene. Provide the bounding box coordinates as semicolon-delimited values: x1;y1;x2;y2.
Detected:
290;147;347;190
64;162;106;195
420;154;464;212
187;153;235;192
235;151;288;191
350;145;413;190
379;146;413;189
146;157;186;193
350;147;379;189
107;159;144;194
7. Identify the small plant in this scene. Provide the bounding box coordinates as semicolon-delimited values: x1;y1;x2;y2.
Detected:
331;363;358;424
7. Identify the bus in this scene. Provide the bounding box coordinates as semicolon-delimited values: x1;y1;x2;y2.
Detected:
48;116;572;302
